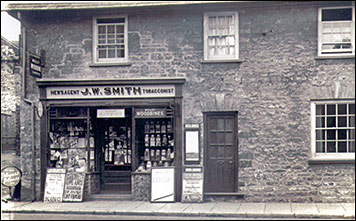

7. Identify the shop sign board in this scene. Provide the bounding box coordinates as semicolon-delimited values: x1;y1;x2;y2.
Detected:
29;55;42;78
182;167;203;203
134;108;166;118
44;168;66;203
46;85;175;99
1;166;22;187
63;172;86;202
151;167;175;202
97;109;125;118
184;124;200;164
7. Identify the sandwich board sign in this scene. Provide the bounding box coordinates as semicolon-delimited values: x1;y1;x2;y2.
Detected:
151;167;175;202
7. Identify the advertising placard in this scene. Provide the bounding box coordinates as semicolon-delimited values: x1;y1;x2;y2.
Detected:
63;172;86;202
44;168;66;203
1;166;22;187
182;167;204;203
151;167;175;202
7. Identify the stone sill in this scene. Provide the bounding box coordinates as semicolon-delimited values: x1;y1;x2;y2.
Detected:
204;192;245;197
200;59;243;64
315;55;355;60
89;61;132;67
132;171;151;175
308;159;355;165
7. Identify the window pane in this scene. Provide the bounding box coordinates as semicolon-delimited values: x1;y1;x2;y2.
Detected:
316;105;325;115
98;26;106;34
316;117;325;128
327;104;336;115
350;129;355;139
116;25;124;33
338;141;347;152
98;49;106;58
327;142;336;152
117;49;124;58
338;104;347;115
349;141;355;152
226;119;233;131
349;116;355;127
316;130;325;140
338;129;347;140
226;132;233;144
322;8;352;21
327;130;336;140
349;104;355;114
327;117;336;127
338;117;347;127
108;47;115;58
97;18;125;24
217;119;224;131
316;142;325;153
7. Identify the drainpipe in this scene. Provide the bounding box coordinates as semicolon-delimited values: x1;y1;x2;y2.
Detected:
19;11;36;202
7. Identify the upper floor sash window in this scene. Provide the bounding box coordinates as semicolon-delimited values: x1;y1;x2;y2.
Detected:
93;16;128;63
318;7;355;56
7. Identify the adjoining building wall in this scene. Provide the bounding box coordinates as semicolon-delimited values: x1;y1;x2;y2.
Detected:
16;2;354;202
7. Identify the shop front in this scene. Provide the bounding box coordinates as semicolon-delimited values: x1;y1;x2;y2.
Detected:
37;78;185;202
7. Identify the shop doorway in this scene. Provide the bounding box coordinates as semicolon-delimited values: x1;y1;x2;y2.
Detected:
93;108;132;194
203;112;238;193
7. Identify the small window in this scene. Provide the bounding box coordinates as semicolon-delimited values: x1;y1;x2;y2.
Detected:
311;101;355;161
203;12;239;61
318;7;355;56
93;16;128;63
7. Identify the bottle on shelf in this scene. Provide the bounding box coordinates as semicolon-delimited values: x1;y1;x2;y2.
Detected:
156;149;161;161
144;148;150;161
162;134;167;147
144;121;150;133
150;134;155;147
156;134;161;147
150;121;155;134
161;121;166;134
167;121;172;133
145;134;149;147
155;121;161;133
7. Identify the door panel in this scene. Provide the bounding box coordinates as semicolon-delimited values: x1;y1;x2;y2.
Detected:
204;112;238;193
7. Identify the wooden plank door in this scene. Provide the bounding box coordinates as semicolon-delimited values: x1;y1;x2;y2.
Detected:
204;112;238;193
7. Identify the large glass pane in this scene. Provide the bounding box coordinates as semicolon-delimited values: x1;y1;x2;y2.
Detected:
338;104;347;115
349;141;355;152
316;142;325;153
327;117;336;127
327;104;336;115
338;141;347;152
322;8;352;21
327;142;336;152
349;104;355;114
349;116;355;127
316;117;325;128
338;129;347;140
350;129;355;139
327;130;336;140
338;117;347;127
316;130;325;140
316;105;325;115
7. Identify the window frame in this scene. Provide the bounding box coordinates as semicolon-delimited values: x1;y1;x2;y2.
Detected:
310;100;355;161
92;15;128;64
317;6;355;57
203;11;239;61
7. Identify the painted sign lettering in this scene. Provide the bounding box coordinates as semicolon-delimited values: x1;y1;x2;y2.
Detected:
44;168;66;203
134;108;166;118
1;166;22;187
46;85;175;99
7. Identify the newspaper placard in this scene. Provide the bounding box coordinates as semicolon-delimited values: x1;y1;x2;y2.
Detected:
43;168;66;203
63;172;86;202
151;167;175;202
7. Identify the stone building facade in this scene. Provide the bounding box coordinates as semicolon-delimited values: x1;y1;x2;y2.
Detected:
5;1;355;203
1;36;20;153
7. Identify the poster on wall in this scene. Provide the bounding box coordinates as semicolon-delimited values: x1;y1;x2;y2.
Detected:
151;167;175;202
43;168;66;203
63;172;86;202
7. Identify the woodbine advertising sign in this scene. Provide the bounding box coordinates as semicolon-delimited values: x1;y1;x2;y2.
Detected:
46;85;175;99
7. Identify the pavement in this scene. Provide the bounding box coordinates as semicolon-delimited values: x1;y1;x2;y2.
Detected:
1;199;355;220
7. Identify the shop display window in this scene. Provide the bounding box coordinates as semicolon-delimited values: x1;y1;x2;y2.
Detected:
48;107;95;172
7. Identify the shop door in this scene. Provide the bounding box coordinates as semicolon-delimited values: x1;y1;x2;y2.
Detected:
94;109;132;194
204;112;238;193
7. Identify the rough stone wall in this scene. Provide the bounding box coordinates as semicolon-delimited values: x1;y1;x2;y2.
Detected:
132;173;151;201
19;2;355;202
1;38;20;151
